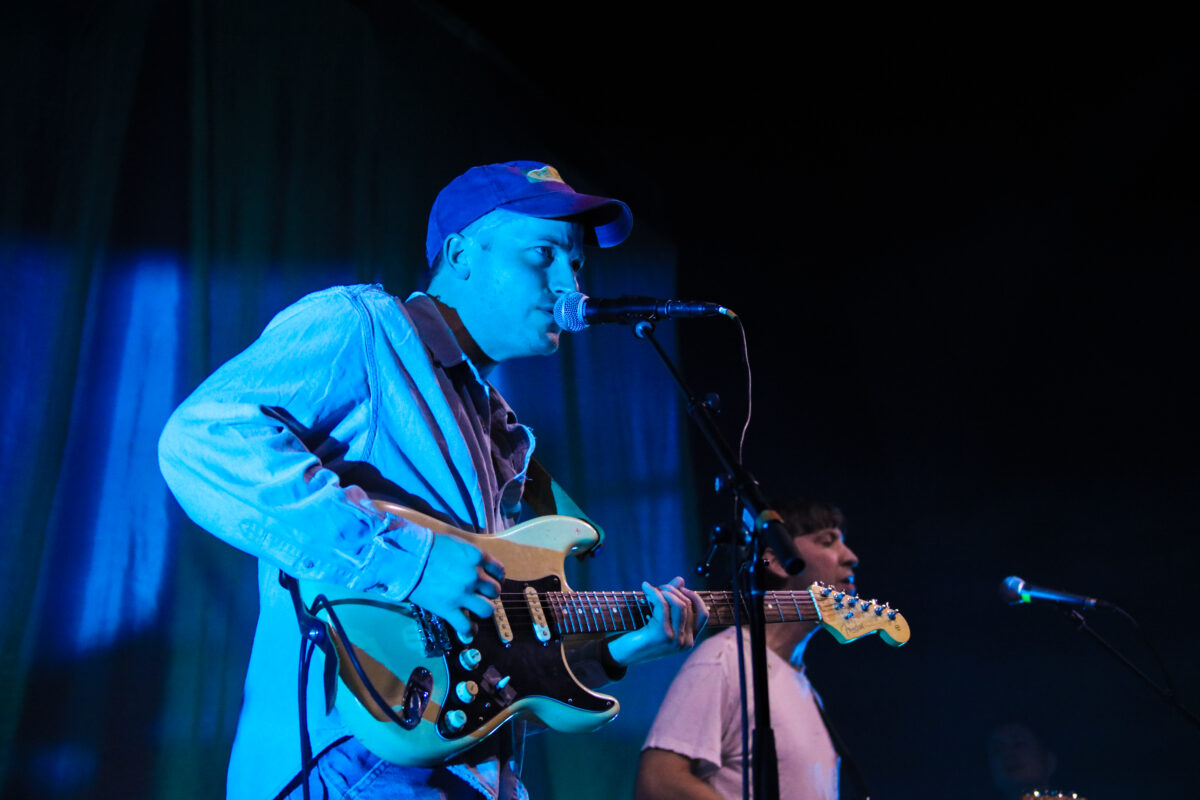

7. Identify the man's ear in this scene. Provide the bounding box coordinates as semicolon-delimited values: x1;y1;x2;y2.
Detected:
761;548;789;579
441;233;471;279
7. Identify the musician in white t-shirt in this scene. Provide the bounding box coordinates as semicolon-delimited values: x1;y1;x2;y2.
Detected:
635;499;861;800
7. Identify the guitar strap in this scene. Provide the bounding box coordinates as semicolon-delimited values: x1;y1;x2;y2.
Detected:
521;456;605;557
812;695;873;800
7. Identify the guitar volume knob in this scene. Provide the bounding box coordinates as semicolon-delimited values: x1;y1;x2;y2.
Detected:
445;709;468;732
458;648;482;670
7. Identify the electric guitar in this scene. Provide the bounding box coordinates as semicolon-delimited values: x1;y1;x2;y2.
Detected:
299;501;910;766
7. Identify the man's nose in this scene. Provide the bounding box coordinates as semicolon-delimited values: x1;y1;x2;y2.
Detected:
548;256;579;295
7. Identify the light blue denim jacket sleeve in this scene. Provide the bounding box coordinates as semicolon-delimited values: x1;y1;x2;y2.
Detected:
158;285;435;602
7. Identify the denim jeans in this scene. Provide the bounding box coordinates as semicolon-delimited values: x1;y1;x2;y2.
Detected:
279;737;525;800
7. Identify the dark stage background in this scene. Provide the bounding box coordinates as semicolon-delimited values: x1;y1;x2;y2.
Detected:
2;2;1197;798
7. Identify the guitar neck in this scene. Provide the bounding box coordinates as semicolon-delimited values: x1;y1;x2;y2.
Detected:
703;590;820;627
546;589;818;635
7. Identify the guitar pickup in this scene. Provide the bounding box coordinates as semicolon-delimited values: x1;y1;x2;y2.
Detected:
524;586;552;642
492;596;514;643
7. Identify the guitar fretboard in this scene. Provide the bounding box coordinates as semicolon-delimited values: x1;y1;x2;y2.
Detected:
544;589;819;635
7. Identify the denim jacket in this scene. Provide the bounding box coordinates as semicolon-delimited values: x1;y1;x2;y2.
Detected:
159;285;536;798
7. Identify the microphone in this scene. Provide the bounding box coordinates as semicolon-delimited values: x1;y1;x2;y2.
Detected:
553;292;733;332
1000;575;1108;609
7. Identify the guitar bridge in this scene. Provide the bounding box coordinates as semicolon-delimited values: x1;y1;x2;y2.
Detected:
412;605;453;657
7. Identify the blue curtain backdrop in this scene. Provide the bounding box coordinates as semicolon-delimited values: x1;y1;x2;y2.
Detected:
13;4;1199;799
0;2;700;797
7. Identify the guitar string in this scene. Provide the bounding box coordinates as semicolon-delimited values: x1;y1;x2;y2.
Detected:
483;592;835;607
484;590;859;604
471;592;828;631
486;591;826;602
469;592;892;635
481;595;847;615
483;594;823;610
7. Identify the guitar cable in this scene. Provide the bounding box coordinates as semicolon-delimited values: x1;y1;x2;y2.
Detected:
278;571;423;800
295;618;317;800
279;571;333;800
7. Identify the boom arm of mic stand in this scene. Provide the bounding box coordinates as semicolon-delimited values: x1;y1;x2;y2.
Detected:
631;321;803;570
633;320;798;800
1063;609;1200;731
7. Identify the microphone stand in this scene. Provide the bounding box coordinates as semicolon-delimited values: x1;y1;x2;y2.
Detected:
633;320;805;800
1062;608;1200;731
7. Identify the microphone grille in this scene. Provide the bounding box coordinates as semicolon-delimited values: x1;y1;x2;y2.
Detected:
553;292;589;332
1000;575;1026;604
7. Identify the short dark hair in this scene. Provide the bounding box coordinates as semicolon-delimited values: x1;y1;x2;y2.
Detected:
772;498;846;536
705;498;846;590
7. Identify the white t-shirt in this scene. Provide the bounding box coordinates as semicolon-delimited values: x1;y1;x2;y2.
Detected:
642;628;839;800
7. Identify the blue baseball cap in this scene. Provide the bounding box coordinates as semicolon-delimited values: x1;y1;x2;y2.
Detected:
425;160;634;266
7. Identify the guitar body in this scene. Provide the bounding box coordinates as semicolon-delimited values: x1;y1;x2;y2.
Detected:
299;505;618;766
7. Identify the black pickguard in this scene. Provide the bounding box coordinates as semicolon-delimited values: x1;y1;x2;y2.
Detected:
435;575;616;738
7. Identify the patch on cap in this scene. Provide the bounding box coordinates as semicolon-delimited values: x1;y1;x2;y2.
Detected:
524;165;565;184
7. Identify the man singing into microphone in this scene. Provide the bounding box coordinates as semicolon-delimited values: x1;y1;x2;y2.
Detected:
158;161;708;800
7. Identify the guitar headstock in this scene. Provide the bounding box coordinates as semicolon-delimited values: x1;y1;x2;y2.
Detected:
809;582;910;646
